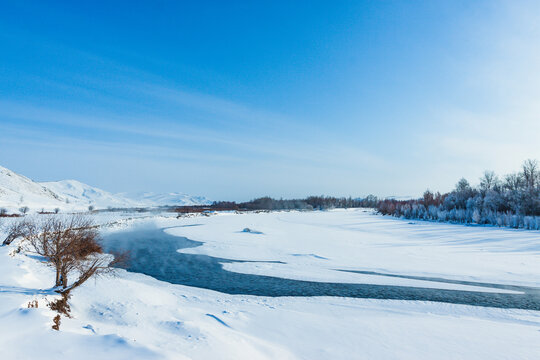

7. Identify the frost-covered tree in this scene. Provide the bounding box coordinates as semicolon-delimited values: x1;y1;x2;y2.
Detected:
479;171;499;194
377;159;540;230
522;159;539;190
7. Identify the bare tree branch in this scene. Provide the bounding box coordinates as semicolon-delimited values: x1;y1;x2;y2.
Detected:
21;215;119;291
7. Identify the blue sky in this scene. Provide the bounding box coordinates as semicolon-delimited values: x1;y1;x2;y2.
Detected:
1;1;539;200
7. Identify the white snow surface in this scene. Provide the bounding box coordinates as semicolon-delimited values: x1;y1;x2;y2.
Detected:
0;165;66;211
120;191;212;207
169;209;540;288
1;209;540;359
0;165;210;212
41;179;140;209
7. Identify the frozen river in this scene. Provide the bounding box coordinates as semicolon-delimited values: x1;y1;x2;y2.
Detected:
103;226;540;310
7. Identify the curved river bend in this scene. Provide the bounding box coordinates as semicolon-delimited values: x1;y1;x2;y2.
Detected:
102;227;540;310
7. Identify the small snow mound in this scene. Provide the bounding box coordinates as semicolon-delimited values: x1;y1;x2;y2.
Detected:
242;228;263;234
82;324;96;333
290;253;329;260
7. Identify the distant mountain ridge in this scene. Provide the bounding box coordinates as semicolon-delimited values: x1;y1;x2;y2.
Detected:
0;165;210;212
120;192;212;207
41;180;140;210
0;165;66;211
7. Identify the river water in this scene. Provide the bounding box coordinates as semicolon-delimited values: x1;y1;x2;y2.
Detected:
102;226;540;310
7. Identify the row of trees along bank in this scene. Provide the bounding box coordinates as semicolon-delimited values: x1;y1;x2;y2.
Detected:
378;159;540;230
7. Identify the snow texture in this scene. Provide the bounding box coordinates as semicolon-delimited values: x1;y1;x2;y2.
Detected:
1;209;539;359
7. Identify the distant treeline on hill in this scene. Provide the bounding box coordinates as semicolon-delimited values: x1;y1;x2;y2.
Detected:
378;159;540;230
210;195;379;211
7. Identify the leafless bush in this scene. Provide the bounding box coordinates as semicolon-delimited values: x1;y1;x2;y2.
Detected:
48;292;71;317
52;315;61;331
2;219;30;246
48;293;74;331
22;215;117;293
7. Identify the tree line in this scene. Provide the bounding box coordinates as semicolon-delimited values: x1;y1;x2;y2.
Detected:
378;159;540;230
210;195;379;211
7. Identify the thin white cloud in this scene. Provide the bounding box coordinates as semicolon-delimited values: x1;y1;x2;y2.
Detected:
421;0;540;180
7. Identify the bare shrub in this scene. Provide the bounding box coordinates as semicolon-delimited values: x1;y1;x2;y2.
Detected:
52;315;61;331
47;278;73;331
14;215;124;330
48;292;71;317
2;219;30;246
22;215;116;293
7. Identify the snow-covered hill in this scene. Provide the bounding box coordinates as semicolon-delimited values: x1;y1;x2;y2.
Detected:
122;192;212;207
41;180;139;210
0;165;210;213
0;165;67;211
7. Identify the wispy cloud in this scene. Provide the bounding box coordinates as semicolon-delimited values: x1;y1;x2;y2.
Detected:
421;0;540;179
0;98;383;170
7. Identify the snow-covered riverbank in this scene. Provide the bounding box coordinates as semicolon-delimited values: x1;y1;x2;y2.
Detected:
167;209;540;288
1;209;540;359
